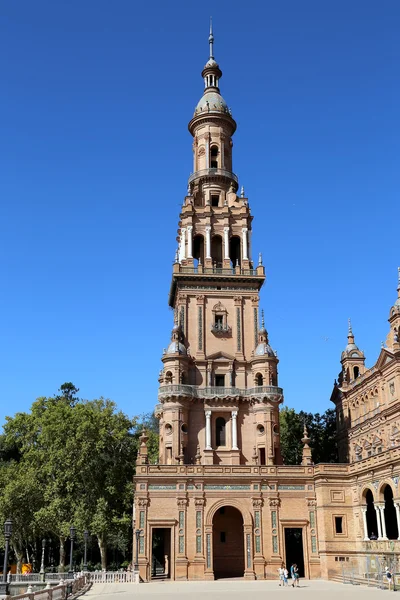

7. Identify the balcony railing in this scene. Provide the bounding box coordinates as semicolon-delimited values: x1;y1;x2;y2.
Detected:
188;168;238;185
158;384;283;400
178;265;259;276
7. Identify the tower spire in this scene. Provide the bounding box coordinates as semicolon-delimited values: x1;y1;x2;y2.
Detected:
209;17;214;60
347;318;355;344
397;266;400;294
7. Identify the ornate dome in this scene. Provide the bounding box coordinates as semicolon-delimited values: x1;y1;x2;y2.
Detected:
194;91;230;117
255;342;276;357
166;341;187;355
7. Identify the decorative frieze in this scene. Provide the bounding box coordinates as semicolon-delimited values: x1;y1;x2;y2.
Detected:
204;484;251;491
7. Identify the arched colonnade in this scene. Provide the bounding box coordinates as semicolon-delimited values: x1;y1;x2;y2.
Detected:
361;483;400;541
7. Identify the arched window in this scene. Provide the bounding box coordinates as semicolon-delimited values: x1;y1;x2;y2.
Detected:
384;485;399;540
165;371;173;384
211;235;223;268
256;373;263;386
229;236;241;268
210;145;218;169
193;234;205;267
216;417;226;447
354;366;360;379
365;489;378;539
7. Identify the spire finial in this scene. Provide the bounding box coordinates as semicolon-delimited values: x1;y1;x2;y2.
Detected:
348;318;352;335
261;309;265;329
209;17;214;59
258;252;263;266
240;185;245;198
397;266;400;293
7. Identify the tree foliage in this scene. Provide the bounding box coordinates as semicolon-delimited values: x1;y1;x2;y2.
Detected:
279;406;337;465
0;384;158;571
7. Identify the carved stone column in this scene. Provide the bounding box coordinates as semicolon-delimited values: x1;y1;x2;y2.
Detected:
196;295;205;358
361;507;369;540
176;497;188;580
375;504;383;540
191;497;206;578
268;498;282;569
252;498;265;579
136;497;149;581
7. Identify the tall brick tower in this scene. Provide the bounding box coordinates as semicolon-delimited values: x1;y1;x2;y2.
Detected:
157;23;283;470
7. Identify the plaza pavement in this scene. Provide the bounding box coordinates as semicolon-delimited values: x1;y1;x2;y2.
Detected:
84;579;388;600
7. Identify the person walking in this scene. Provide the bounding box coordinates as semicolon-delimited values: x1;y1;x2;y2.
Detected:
283;566;289;586
290;564;295;586
278;565;284;586
293;564;300;587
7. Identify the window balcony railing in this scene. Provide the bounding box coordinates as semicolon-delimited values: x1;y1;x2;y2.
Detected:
211;323;232;335
158;384;283;401
188;168;238;185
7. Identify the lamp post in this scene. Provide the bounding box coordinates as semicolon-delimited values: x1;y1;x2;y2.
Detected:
39;538;46;582
134;529;142;573
0;518;12;597
68;526;76;578
83;531;89;572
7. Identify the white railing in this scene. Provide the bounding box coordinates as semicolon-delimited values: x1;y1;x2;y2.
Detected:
88;571;137;584
10;573;71;583
11;574;88;600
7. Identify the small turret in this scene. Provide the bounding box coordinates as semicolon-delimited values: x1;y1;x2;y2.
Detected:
385;267;400;351
340;319;366;384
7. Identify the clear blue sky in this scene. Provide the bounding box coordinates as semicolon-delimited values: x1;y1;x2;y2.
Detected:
1;0;399;426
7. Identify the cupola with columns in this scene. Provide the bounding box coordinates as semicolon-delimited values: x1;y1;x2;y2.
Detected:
156;26;284;468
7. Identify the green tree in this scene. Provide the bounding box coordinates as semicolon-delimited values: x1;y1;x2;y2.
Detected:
280;407;337;465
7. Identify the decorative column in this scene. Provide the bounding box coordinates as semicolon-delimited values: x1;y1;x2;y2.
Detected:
176;497;188;579
136;497;149;580
242;227;248;260
187;226;193;258
252;498;265;579
269;498;281;558
231;411;238;450
361;507;369;541
196;295;205;356
375;504;383;540
207;362;213;386
223;227;230;260
248;230;252;262
205;226;211;259
395;503;400;540
179;228;187;262
205;411;212;450
234;296;243;357
378;505;388;539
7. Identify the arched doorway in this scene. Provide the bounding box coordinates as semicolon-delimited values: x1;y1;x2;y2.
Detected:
212;506;244;578
365;489;378;539
384;485;398;540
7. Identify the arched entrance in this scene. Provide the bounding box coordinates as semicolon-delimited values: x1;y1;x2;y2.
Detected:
365;489;378;538
384;485;398;540
212;506;244;579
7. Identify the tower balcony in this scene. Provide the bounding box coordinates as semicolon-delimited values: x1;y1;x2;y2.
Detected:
158;384;283;403
188;167;238;190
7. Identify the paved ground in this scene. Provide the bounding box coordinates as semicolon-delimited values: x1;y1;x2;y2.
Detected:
85;579;388;600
